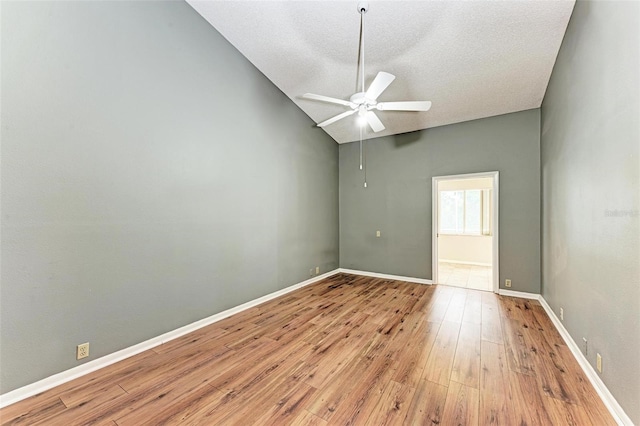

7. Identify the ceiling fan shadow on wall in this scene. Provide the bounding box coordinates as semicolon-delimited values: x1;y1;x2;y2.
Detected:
301;2;432;134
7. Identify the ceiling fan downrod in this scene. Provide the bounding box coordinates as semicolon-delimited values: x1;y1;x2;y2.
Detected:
358;2;368;96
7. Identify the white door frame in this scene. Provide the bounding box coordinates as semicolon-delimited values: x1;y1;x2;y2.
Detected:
432;171;499;293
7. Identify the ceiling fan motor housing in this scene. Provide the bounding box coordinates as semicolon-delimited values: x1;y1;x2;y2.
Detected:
350;92;375;109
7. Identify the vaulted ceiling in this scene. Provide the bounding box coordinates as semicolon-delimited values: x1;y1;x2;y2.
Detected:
188;1;575;144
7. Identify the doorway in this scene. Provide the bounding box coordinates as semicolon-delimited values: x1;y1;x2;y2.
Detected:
432;172;499;292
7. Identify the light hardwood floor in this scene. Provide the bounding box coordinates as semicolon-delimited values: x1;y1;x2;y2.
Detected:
1;274;614;425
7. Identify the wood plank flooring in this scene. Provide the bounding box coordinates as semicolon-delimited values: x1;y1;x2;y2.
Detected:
0;274;615;425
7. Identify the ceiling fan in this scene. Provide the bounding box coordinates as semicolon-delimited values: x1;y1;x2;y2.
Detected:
302;2;432;133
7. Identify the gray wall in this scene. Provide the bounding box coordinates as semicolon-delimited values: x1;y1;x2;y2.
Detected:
339;109;541;293
540;1;640;423
0;1;338;393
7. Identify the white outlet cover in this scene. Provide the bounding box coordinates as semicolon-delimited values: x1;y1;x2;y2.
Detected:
77;343;90;360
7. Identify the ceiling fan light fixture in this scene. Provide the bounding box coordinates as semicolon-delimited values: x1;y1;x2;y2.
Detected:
300;2;431;134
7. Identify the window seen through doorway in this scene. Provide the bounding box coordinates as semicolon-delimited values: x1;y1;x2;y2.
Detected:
439;189;491;235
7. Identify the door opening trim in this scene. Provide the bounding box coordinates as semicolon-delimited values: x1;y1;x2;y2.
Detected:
432;171;499;293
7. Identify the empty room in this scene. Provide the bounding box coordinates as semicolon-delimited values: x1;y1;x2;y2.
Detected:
1;0;638;425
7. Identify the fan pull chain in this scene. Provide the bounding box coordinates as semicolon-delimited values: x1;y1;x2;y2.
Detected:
363;140;367;188
362;126;367;188
359;128;363;170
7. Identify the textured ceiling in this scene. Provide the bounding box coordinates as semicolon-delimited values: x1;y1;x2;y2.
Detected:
188;1;575;144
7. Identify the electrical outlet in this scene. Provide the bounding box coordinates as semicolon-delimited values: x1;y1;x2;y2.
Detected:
596;353;602;373
376;230;381;237
77;342;90;360
560;307;564;321
582;338;588;355
505;279;512;288
315;266;320;274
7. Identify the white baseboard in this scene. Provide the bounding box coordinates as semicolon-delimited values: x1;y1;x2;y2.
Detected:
338;268;432;285
538;297;633;426
439;259;492;267
0;269;341;409
498;289;541;300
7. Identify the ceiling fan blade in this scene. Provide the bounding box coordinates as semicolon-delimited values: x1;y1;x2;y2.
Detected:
317;110;356;128
302;93;355;108
365;72;396;101
365;111;385;133
377;101;432;111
